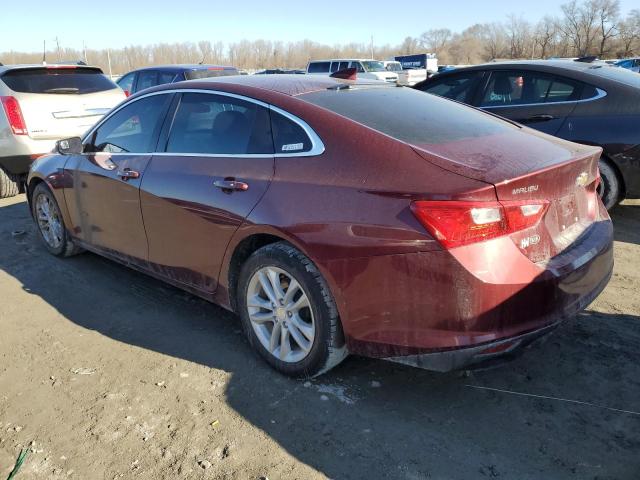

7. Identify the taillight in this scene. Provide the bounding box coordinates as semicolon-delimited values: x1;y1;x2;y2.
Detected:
1;96;28;135
411;200;549;249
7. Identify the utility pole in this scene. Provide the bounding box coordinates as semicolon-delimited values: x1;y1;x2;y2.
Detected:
42;40;47;65
107;48;113;79
370;35;374;59
55;37;61;62
83;41;88;64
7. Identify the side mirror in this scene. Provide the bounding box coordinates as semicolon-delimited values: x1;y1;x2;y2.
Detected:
56;137;83;155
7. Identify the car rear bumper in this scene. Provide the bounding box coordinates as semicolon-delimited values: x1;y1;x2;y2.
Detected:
383;261;611;371
0;137;56;174
328;216;613;368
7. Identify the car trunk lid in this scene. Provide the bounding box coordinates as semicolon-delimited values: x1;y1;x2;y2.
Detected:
411;128;603;263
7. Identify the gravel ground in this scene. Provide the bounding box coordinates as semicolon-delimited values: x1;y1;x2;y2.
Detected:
1;194;639;480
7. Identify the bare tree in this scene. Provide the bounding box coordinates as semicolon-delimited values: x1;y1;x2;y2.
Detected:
534;16;560;58
419;28;451;56
595;0;621;57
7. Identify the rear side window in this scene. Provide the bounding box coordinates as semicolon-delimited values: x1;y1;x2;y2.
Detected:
302;86;511;145
1;67;117;94
270;111;312;153
184;68;239;80
166;93;274;155
480;71;580;107
90;94;172;153
418;72;481;103
308;62;330;73
136;70;160;92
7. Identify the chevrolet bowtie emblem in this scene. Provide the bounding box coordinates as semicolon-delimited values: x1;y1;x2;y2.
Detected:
576;171;589;187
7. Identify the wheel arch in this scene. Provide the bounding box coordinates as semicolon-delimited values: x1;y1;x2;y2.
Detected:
220;227;346;327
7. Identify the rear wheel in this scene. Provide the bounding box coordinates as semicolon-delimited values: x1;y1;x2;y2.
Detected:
237;242;347;377
31;183;82;257
597;158;622;210
0;167;20;199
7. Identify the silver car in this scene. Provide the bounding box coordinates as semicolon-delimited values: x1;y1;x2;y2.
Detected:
0;64;125;197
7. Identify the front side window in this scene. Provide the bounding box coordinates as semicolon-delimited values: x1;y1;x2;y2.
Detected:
349;61;365;73
90;94;171;153
361;61;386;72
419;72;481;103
166;93;274;155
480;71;580;107
308;62;330;73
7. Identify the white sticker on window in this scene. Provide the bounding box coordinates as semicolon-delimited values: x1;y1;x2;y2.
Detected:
281;143;303;152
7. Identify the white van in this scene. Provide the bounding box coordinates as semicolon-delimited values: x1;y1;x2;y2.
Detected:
306;59;398;83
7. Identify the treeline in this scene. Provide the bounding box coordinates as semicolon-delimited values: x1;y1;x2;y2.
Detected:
1;0;638;74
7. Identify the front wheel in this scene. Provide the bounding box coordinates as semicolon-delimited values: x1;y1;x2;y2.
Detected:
597;158;622;210
237;242;347;377
31;183;82;257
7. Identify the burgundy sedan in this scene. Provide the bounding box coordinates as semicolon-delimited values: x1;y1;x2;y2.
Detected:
27;75;613;377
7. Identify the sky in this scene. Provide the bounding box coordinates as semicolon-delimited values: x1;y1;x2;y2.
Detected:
3;0;638;53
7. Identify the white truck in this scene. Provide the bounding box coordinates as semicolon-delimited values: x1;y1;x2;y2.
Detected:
392;54;438;86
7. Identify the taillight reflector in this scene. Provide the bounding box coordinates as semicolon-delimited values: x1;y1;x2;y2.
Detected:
0;96;28;135
411;200;549;249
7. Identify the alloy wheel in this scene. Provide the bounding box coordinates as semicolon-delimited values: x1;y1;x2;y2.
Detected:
35;193;63;249
246;266;315;363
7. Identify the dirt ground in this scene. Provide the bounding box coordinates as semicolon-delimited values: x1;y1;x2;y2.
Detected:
0;194;639;480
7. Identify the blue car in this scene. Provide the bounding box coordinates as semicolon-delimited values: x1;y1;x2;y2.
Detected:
116;65;239;96
614;58;640;73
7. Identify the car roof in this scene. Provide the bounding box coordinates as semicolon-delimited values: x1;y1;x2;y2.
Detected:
456;59;611;72
308;59;378;63
151;73;393;97
129;64;237;73
0;64;102;74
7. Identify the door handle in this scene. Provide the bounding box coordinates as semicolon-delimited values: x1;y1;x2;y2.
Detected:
525;114;555;122
116;168;140;181
213;179;249;191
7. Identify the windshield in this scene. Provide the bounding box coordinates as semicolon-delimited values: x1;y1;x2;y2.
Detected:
0;67;117;94
361;61;386;72
385;63;402;72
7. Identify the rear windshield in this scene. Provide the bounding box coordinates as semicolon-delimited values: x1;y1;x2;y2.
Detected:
0;67;117;94
185;68;239;80
585;64;640;88
302;86;513;144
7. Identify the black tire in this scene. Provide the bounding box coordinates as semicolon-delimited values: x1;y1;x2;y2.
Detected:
597;158;622;210
237;242;347;378
0;167;20;199
31;182;83;257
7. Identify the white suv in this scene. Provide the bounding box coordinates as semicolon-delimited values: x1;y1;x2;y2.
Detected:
0;64;125;197
307;59;398;83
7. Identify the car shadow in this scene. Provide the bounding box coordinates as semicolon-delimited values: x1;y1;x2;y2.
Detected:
1;198;640;479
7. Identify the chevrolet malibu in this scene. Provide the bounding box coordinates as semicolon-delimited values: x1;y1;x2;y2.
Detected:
27;75;613;377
